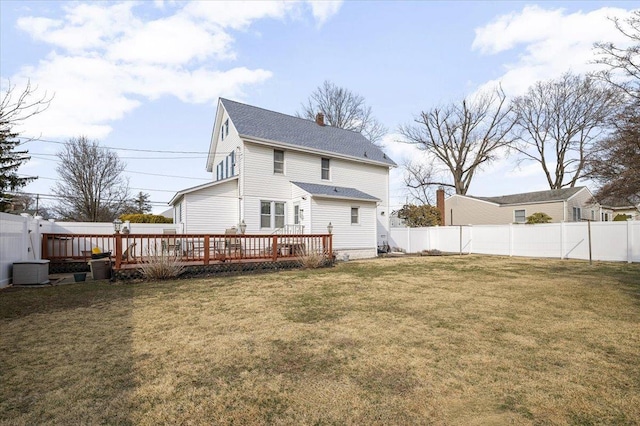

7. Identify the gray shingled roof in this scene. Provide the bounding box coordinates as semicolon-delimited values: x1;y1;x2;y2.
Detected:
221;98;396;166
472;187;586;205
291;182;380;202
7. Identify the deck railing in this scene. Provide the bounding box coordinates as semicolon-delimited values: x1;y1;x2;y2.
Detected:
41;233;333;269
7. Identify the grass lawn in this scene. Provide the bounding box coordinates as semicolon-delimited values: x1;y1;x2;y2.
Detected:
1;255;639;425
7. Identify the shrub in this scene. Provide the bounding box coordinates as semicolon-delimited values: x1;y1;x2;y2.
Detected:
526;212;552;224
297;251;326;269
613;214;631;221
120;213;173;223
139;247;185;280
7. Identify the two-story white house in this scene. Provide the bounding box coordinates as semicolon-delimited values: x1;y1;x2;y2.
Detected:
169;98;396;259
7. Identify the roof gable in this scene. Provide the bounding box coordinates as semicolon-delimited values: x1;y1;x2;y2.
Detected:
470;187;588;205
220;98;396;167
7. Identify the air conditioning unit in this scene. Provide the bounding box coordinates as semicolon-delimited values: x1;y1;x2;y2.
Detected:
12;260;50;285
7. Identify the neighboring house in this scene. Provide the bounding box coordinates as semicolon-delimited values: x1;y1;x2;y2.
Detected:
389;211;407;228
441;187;602;225
169;98;396;259
599;199;640;221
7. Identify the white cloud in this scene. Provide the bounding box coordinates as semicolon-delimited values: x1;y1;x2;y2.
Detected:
473;6;635;96
11;1;339;139
307;1;343;27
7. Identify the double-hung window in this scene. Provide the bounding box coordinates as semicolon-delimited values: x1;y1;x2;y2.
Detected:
321;158;330;180
351;207;359;224
514;209;526;223
274;150;284;174
260;201;286;228
572;207;581;222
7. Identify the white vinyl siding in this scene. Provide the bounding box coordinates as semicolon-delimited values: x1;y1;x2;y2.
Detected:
182;179;238;233
312;198;376;250
241;142;390;243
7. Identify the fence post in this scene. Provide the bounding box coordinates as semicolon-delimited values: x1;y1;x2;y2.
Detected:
115;234;122;270
204;235;210;265
407;226;411;254
509;224;513;257
628;220;633;264
560;222;565;260
272;235;278;261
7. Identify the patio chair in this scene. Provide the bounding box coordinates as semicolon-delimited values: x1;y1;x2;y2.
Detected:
224;228;242;258
161;229;180;256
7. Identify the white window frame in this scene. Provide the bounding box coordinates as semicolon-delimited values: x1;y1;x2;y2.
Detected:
260;200;286;229
294;203;300;225
260;201;271;228
514;209;526;224
321;158;330;180
274;150;284;174
351;207;359;225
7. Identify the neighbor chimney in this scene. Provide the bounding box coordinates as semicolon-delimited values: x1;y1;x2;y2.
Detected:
436;187;445;226
315;112;325;126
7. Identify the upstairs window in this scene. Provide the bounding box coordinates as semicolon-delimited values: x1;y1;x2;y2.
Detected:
514;209;526;223
321;158;330;180
274;150;284;174
221;119;229;141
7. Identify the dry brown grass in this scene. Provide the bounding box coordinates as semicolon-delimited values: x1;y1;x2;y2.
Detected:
1;255;639;425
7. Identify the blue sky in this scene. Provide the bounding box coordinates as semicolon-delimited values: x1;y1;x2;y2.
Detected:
1;0;636;214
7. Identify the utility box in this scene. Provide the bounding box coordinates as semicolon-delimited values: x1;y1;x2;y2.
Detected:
13;260;50;285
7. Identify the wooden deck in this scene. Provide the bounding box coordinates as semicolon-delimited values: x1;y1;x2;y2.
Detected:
42;233;333;270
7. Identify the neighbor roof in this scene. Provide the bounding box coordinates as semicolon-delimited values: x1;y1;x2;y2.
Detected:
220;98;396;167
471;187;586;205
291;182;380;202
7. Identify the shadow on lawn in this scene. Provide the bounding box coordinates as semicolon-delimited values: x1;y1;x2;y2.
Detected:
0;282;138;424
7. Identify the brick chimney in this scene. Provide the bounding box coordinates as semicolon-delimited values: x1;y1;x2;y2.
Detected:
436;187;445;226
315;112;325;126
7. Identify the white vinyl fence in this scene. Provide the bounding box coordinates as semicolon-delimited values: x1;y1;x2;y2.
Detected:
389;221;640;263
0;213;180;287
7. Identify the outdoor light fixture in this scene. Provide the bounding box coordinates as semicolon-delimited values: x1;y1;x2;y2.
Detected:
327;222;333;234
239;219;247;234
113;218;122;234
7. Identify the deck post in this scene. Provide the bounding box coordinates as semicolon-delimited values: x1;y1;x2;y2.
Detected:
114;234;122;270
272;235;278;261
204;235;210;265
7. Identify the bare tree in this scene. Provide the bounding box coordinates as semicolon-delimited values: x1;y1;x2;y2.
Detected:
399;86;515;195
511;72;622;190
586;100;640;204
402;160;441;205
53;136;130;221
594;11;640;100
0;80;52;211
299;80;387;144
